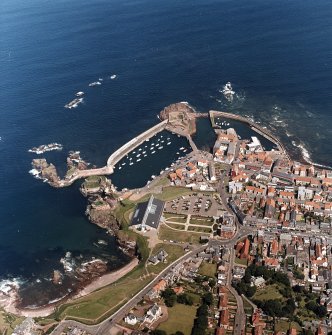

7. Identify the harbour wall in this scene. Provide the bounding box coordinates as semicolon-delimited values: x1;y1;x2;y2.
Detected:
209;110;289;159
107;120;168;167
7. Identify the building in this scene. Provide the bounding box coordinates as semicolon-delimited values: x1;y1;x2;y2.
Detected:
131;195;165;230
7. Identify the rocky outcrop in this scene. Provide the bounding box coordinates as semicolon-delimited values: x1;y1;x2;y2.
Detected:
31;159;60;186
52;270;62;285
159;102;197;135
159;102;195;121
86;196;119;234
117;231;137;257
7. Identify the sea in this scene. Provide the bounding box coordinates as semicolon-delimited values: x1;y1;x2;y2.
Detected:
1;0;332;307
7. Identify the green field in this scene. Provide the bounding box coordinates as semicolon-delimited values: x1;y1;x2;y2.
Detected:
164;213;187;223
198;262;216;278
55;272;153;324
189;216;214;226
234;257;248;266
0;309;24;335
253;284;283;302
275;320;301;333
159;224;201;244
165;222;186;230
187;226;211;233
158;304;197;335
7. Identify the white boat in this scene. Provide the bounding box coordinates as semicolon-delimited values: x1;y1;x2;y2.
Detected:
144;154;147;157
136;158;141;162
139;148;142;151
176;152;180;155
110;74;117;79
136;154;141;157
122;162;126;166
142;151;146;154
75;91;84;97
151;175;156;179
64;97;83;109
158;146;163;149
151;151;156;154
118;167;122;170
133;151;136;154
89;81;102;87
180;147;184;150
129;162;134;165
167;142;171;145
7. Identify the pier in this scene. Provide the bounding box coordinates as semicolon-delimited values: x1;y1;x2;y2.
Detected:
209;110;290;159
107;120;168;168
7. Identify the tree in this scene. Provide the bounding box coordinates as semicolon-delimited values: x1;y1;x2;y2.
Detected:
203;292;213;306
246;285;257;298
150;330;167;335
177;293;193;306
162;288;177;307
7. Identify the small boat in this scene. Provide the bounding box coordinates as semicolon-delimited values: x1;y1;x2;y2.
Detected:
137;158;141;162
89;81;102;87
110;74;117;79
122;162;126;166
151;175;156;179
142;151;146;154
167;142;171;145
75;91;84;97
139;148;142;151
136;154;141;157
119;167;122;170
133;151;136;154
144;154;147;157
158;146;163;149
129;162;134;165
180;147;184;150
176;152;180;155
156;143;160;147
151;151;156;154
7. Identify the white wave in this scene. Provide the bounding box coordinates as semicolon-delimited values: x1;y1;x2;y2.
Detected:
291;141;332;169
0;278;23;294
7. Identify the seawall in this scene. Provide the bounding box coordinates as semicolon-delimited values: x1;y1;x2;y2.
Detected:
107;120;168;167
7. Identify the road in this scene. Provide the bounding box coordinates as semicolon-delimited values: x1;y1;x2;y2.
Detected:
51;171;253;335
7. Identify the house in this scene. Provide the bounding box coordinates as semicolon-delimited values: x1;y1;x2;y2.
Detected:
144;304;162;323
124;313;138;325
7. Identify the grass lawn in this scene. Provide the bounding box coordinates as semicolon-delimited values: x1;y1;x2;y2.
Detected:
275;320;301;333
253;284;283;302
147;243;185;274
113;199;137;228
158;304;197;335
165;222;186;230
187;226;211;233
54;273;153;324
164;213;187;223
189;217;214;226
234;257;248;266
198;262;216;278
155;187;194;201
0;310;24;335
159;224;201;244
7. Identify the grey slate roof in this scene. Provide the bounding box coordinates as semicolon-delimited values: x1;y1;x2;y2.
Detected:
131;195;165;229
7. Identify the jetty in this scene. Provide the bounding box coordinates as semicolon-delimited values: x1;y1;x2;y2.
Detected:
107;120;168;168
209;110;290;159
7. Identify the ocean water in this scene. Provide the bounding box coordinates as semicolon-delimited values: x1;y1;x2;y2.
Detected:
1;0;332;305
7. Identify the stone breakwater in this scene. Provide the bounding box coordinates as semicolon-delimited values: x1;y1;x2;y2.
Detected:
107;119;168;167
